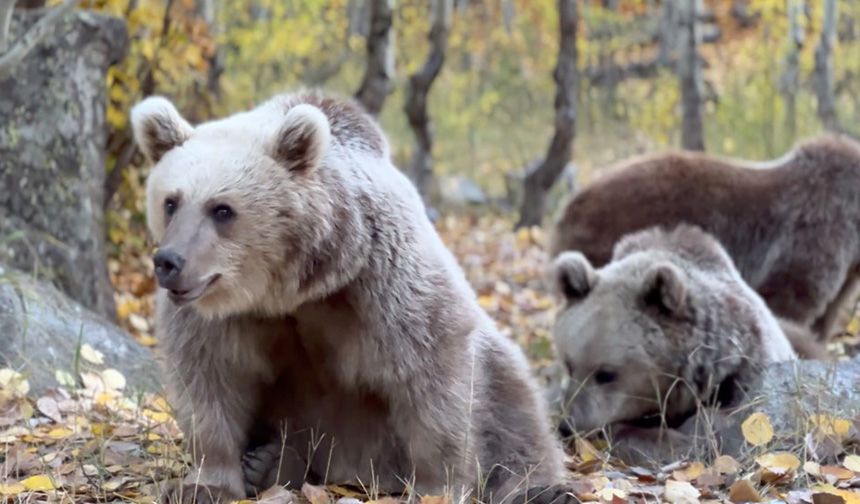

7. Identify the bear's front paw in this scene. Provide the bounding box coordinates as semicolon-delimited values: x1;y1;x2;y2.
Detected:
242;443;280;496
509;484;577;504
160;479;244;504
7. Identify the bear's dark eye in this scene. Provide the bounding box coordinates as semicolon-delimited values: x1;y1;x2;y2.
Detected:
594;369;617;385
164;197;178;217
211;204;235;223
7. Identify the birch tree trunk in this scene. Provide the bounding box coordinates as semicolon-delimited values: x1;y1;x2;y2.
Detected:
355;0;394;117
815;0;840;132
516;0;578;229
405;0;452;204
678;0;705;151
781;0;804;140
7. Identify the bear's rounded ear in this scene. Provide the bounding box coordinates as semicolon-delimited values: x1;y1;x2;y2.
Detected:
270;104;332;173
551;251;596;302
641;262;687;315
130;96;194;164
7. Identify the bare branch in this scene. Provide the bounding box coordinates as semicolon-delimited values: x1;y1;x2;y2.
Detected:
0;0;80;79
354;0;394;116
0;0;16;53
405;0;453;203
516;0;578;228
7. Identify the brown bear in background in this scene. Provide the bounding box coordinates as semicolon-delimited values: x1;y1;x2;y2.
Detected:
550;135;860;353
131;92;571;504
551;225;796;461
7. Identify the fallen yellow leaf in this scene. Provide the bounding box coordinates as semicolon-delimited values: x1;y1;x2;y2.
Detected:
21;474;56;491
101;369;127;391
0;368;30;396
755;452;801;473
301;483;330;504
91;423;113;437
664;479;700;504
420;496;450;504
820;465;856;481
150;396;171;412
741;412;774;446
846;317;860;335
0;482;25;495
728;479;761;503
54;370;76;388
80;344;105;365
47;427;74;439
812;484;860;504
673;461;705;482
137;334;158;347
257;485;294;504
143;409;172;423
843;454;860;473
804;461;822;477
810;415;852;439
575;436;602;463
713;454;742;474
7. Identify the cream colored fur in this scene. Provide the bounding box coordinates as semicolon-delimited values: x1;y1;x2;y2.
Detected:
132;92;569;504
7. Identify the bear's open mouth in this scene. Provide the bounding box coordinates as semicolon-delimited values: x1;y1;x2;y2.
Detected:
168;274;221;305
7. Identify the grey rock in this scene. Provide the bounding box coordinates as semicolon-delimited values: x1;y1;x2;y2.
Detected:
439;176;488;206
0;10;128;319
0;264;161;394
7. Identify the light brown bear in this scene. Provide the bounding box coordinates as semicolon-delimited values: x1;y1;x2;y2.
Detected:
132;92;570;504
550;135;860;349
551;225;795;442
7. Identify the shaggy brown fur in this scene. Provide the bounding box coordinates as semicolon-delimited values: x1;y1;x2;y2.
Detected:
552;225;795;438
550;135;860;348
132;93;569;504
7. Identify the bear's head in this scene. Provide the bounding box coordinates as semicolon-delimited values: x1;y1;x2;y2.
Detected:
550;226;756;436
132;96;337;318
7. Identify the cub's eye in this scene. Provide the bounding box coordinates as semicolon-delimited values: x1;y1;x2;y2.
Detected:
211;204;235;223
164;198;178;217
594;369;617;385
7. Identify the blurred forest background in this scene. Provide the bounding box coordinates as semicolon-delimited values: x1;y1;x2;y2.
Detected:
1;0;854;241
58;0;854;287
90;0;860;247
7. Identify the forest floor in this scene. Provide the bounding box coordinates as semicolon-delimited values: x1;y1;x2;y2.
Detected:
1;215;859;503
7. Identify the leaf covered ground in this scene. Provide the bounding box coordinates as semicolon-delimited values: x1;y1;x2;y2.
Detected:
2;215;860;503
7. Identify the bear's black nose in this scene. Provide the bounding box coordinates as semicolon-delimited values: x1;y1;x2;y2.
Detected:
153;249;185;288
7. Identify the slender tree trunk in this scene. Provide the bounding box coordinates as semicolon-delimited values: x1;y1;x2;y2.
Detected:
781;0;804;140
656;0;678;66
355;0;394;117
405;0;452;204
815;0;839;132
678;0;705;151
196;0;223;99
516;0;578;229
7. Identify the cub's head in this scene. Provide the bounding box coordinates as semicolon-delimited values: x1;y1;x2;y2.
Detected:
551;248;705;435
132;96;332;318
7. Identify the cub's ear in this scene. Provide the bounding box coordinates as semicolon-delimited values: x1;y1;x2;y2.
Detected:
552;251;596;301
131;96;194;164
641;262;687;315
270;104;331;172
